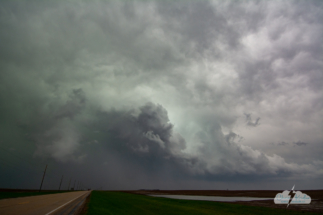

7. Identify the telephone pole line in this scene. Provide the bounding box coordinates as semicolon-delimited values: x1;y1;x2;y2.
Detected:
67;178;71;191
39;164;47;192
58;175;63;190
73;180;76;190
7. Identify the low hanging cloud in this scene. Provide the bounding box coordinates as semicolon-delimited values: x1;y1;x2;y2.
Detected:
77;102;322;180
54;89;86;120
34;89;87;162
94;102;187;158
34;120;83;162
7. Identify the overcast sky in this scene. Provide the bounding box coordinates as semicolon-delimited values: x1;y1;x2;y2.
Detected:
0;0;322;190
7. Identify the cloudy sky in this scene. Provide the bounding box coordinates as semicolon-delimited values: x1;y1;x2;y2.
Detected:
0;0;322;190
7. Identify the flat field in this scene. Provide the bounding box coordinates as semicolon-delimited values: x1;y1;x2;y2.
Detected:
85;191;322;215
128;189;323;213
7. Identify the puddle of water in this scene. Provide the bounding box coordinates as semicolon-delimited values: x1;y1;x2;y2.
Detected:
149;195;273;202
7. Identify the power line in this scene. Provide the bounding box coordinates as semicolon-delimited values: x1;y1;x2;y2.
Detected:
39;164;47;192
67;178;71;190
58;175;63;190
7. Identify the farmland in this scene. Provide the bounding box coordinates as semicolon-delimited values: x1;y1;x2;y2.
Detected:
84;191;322;215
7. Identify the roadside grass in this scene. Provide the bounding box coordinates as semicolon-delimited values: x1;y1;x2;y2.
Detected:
86;191;320;215
0;190;73;200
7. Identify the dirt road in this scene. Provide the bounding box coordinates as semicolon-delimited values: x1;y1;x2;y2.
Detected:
0;190;90;215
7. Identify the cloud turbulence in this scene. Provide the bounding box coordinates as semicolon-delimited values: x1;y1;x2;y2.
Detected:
0;0;322;190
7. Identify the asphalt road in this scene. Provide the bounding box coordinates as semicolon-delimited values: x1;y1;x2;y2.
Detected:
0;190;90;215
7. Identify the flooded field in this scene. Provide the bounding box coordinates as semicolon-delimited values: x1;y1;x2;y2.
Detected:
126;190;323;213
149;194;272;202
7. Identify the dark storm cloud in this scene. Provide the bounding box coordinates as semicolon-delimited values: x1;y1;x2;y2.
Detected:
55;89;86;120
96;102;186;155
0;0;322;190
63;102;315;181
77;102;199;181
32;89;87;162
156;1;240;55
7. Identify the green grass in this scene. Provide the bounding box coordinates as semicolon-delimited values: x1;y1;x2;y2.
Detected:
0;190;73;200
86;191;320;215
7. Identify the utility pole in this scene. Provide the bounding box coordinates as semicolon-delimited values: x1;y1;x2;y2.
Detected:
67;178;71;191
73;180;76;191
39;164;47;192
58;175;63;191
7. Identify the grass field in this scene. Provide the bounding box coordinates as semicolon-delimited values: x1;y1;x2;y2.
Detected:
85;191;321;215
0;190;71;200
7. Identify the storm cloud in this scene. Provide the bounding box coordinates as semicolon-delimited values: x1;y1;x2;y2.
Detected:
0;0;322;190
